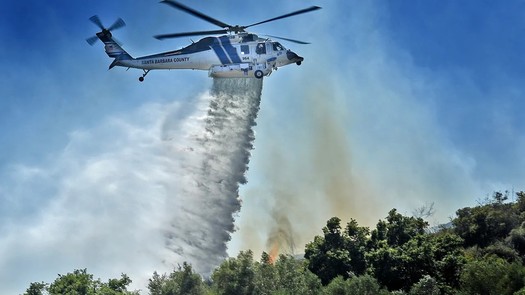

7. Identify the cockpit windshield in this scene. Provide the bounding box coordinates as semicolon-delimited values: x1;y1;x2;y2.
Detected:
272;42;285;51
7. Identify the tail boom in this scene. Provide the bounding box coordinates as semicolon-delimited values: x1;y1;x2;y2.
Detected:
96;31;133;68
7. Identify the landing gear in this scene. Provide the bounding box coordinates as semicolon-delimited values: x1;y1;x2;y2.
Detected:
254;70;264;79
296;61;302;66
139;69;150;82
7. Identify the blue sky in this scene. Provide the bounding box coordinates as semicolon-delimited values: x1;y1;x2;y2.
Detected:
1;0;525;293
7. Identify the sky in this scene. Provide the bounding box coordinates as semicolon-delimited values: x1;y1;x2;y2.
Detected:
2;0;525;293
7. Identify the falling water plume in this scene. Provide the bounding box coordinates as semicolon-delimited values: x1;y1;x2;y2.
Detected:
163;78;262;274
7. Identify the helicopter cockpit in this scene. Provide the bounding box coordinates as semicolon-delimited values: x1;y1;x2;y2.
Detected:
272;42;285;51
255;41;286;55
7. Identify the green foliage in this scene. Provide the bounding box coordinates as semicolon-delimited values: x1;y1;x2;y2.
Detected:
210;251;320;295
346;275;387;295
43;269;137;295
383;209;428;247
273;254;321;295
307;209;465;292
482;241;521;262
321;275;387;295
431;231;466;290
147;262;207;295
366;210;436;291
322;276;347;295
23;282;47;295
344;219;369;275
460;255;525;295
453;192;519;247
515;191;525;214
211;250;255;295
253;252;278;295
47;269;97;295
507;223;525;258
305;217;369;285
409;275;439;295
24;190;525;295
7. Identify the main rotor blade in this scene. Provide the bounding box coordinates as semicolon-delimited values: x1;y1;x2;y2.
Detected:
245;6;321;29
264;35;310;45
160;0;231;28
154;29;228;40
89;15;105;30
108;18;126;31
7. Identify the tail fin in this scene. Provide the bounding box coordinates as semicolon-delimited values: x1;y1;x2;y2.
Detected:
97;32;133;68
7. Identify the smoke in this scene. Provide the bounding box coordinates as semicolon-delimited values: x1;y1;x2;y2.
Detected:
162;78;262;274
0;78;263;293
232;2;494;258
241;84;379;259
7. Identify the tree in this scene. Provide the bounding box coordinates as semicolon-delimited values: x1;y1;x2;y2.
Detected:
366;210;430;291
47;269;98;295
305;217;352;285
23;282;47;295
460;255;525;295
515;191;525;213
346;275;388;295
409;275;439;295
32;269;137;295
273;254;321;295
106;274;132;293
211;250;255;295
383;209;428;247
305;217;369;285
148;263;206;295
344;219;369;276
430;231;465;291
366;211;465;293
321;276;347;295
253;252;278;295
321;275;387;295
507;223;525;259
453;192;519;247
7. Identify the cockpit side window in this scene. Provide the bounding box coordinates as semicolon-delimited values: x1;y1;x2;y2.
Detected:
272;42;284;51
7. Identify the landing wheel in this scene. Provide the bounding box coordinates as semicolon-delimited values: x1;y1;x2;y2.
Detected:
296;61;302;66
139;69;150;82
254;70;263;79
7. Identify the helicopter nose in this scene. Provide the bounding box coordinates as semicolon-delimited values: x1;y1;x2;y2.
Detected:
286;50;303;63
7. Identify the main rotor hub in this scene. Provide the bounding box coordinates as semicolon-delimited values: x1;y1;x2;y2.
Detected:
228;25;246;34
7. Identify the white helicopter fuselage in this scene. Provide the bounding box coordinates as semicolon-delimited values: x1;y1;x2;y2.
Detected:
101;32;304;80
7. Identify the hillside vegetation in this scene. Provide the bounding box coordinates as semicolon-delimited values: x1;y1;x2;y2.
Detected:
24;191;525;295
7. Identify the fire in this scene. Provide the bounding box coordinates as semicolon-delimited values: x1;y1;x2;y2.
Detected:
268;241;280;264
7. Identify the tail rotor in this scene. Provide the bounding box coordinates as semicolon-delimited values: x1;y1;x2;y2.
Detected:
86;15;126;45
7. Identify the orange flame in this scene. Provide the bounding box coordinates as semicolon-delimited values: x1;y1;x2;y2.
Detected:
268;241;280;264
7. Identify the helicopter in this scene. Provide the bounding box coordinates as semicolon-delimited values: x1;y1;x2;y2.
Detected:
87;0;321;81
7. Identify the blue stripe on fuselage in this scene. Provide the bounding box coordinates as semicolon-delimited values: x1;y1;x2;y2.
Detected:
212;39;230;64
219;36;241;63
